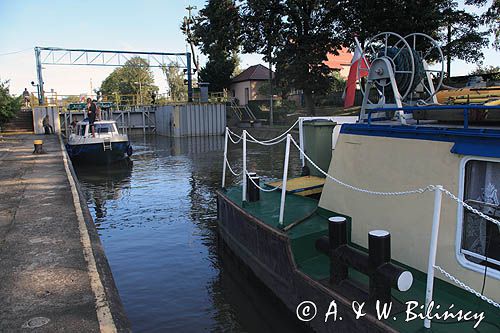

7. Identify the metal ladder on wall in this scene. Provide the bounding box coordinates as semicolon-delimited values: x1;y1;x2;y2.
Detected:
103;137;112;151
229;98;257;121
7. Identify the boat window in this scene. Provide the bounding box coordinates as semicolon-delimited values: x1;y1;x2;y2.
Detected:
461;160;500;272
81;125;86;136
95;123;112;134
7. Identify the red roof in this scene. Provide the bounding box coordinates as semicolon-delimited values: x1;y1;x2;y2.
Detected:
232;64;274;83
324;48;352;70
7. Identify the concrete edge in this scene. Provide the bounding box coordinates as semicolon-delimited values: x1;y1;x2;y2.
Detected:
60;136;131;332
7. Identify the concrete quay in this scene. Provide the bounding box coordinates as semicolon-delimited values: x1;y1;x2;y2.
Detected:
0;134;129;332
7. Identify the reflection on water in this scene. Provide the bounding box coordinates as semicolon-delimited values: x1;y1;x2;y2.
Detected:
75;134;305;332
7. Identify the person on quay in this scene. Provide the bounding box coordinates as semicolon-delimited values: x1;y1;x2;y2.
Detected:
42;114;53;134
22;88;30;108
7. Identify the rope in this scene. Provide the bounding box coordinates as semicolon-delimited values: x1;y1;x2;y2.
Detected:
246;131;288;146
225;157;241;176
227;130;242;144
434;265;500;309
245;170;281;192
226;119;299;146
290;137;434;196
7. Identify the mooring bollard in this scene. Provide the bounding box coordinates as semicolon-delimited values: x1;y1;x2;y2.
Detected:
246;172;260;202
249;176;260;202
369;230;392;303
246;172;256;199
315;219;413;303
33;140;44;154
328;217;348;283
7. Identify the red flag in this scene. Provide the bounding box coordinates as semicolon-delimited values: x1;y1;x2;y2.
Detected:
344;38;369;108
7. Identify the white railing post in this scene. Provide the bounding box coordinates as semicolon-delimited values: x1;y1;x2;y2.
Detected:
222;127;229;188
242;130;247;202
298;118;305;167
279;134;292;225
424;185;443;329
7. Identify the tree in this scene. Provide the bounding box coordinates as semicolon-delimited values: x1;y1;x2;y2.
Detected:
440;1;488;78
469;65;500;80
340;0;487;78
199;52;239;92
241;0;283;122
162;62;187;101
0;80;21;124
186;0;241;92
100;57;158;104
275;1;346;115
466;0;500;50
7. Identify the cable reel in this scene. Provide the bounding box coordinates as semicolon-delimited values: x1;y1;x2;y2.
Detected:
358;32;445;124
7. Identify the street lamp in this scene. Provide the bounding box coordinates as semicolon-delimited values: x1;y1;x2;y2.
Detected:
133;80;142;105
31;81;40;104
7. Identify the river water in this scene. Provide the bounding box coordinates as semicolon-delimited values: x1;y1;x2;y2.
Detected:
74;134;306;333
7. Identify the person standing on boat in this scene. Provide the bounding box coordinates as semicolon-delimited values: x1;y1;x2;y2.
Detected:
86;97;96;137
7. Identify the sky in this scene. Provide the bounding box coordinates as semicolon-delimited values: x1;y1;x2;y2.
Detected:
0;0;498;97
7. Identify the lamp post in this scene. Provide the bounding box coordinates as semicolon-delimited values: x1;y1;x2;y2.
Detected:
134;80;143;105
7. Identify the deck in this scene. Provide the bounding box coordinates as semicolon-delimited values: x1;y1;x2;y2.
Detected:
223;186;500;332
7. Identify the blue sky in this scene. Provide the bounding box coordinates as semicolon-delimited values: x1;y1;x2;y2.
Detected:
0;0;497;96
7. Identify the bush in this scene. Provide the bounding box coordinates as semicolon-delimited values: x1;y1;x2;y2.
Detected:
247;99;296;123
0;80;21;124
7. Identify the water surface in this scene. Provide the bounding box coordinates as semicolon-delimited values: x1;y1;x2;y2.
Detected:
75;134;305;332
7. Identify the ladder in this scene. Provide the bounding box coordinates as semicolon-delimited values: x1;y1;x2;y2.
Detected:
229;98;257;121
103;137;112;151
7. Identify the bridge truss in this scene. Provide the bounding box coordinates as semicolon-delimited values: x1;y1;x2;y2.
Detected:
34;46;193;104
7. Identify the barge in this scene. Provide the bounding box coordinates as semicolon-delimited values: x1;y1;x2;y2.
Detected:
217;32;500;332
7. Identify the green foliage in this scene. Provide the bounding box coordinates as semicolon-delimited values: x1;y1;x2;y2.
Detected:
328;71;346;93
341;0;487;77
466;0;500;50
190;0;241;55
0;80;21;124
186;0;241;92
469;65;500;80
274;1;345;115
63;95;81;104
162;62;187;101
247;99;293;123
440;1;489;76
100;57;158;104
241;0;283;61
199;52;236;92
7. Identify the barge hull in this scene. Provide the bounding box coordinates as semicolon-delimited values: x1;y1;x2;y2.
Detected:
217;190;395;333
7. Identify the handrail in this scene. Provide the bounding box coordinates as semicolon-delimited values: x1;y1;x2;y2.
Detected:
365;104;500;128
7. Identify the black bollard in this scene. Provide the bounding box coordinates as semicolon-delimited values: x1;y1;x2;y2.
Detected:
368;230;392;304
328;217;348;284
248;176;260;202
315;223;413;301
246;172;257;198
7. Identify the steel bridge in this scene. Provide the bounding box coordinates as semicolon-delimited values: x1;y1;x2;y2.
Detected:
34;46;193;104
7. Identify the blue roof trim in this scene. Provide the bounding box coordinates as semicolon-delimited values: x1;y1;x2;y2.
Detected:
451;143;500;159
340;124;500;158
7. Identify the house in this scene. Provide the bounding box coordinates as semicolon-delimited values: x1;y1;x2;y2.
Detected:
324;47;352;79
230;64;274;105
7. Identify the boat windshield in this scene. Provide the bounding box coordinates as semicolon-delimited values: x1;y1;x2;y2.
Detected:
95;123;113;134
